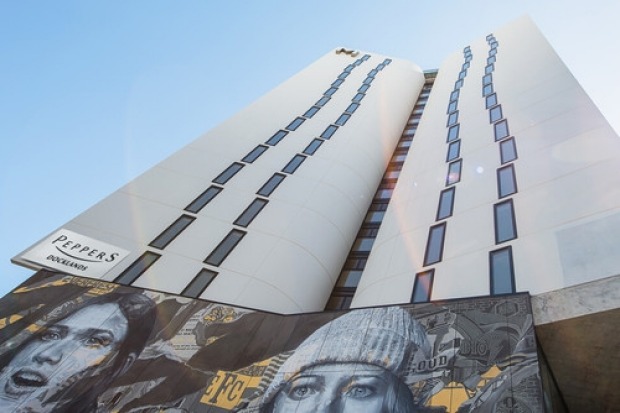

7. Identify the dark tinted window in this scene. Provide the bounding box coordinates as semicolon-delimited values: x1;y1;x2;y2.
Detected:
115;252;160;285
494;200;517;243
234;198;268;227
490;247;515;295
437;187;456;220
149;215;195;249
257;173;286;197
424;223;446;265
182;269;217;298
204;229;246;266
242;145;268;163
213;162;244;184
411;270;434;303
185;186;222;213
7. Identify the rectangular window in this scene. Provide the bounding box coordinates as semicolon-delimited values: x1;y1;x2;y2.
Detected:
462;61;470;70
365;210;385;224
384;170;400;179
447;111;458;127
204;229;246;266
266;130;288;146
497;164;517;198
257;173;286;197
352;237;375;253
149;215;195;249
494;119;510;141
285;117;305;131
303;138;324;155
181;269;218;298
324;87;338;96
483;83;494;96
315;96;330;107
490;247;515;295
450;89;460;101
446;140;460;162
358;84;370;93
494;199;517;243
489;48;497;56
489;105;503;123
345;102;360;114
398;139;412;149
363;77;374;85
336;270;363;288
282;154;306;174
303;106;320;118
436;187;456;220
391;152;407;163
447;124;460;142
424;223;447;266
234;198;268;227
185;186;222;213
446;159;462;185
242;145;268;163
487;56;496;64
352;93;365;103
485;64;494;74
321;125;338;139
454;79;464;89
411;270;434;303
115;252;160;285
212;162;244;185
485;93;498;109
458;70;466;80
338;72;350;79
482;74;493;85
335;113;351;126
404;127;416;137
331;78;344;87
500;137;518;164
447;100;458;114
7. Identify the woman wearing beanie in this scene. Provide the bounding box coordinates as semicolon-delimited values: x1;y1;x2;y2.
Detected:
257;307;434;413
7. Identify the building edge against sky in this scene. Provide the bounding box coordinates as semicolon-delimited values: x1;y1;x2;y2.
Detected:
7;16;620;411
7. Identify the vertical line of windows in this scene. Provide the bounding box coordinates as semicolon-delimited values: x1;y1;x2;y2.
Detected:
414;47;471;303
326;73;437;310
202;57;394;273
485;33;518;295
123;55;376;287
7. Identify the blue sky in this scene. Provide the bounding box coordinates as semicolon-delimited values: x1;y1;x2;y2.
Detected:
1;1;619;296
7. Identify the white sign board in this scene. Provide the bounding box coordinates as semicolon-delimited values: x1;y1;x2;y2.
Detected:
22;229;130;278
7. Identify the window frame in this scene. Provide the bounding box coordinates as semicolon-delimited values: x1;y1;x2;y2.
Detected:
494;199;518;244
257;173;286;197
185;186;222;213
411;270;435;303
204;229;246;267
489;246;516;295
181;269;218;298
149;215;195;250
212;162;244;185
423;223;447;266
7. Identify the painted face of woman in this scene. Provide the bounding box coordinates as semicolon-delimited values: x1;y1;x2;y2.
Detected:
0;303;128;412
272;363;397;413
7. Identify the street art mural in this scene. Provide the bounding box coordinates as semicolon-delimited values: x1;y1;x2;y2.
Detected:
0;271;544;412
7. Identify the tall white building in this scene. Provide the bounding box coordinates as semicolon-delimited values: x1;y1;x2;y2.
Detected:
10;16;620;411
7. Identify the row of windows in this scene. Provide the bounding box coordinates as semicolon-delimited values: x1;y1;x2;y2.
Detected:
413;47;471;302
113;55;375;297
198;58;393;285
327;79;434;310
485;34;517;296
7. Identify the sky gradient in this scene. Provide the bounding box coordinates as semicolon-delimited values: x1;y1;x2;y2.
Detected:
1;1;619;296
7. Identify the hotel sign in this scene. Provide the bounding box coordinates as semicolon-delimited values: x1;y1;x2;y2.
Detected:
21;229;129;277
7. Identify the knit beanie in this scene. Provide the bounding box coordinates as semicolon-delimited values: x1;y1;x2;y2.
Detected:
260;306;430;406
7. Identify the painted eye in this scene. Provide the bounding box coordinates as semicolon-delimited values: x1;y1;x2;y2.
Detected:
347;385;374;398
40;330;61;341
84;336;110;347
289;385;316;400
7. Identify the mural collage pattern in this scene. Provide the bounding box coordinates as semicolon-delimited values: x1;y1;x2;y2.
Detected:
0;271;544;412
